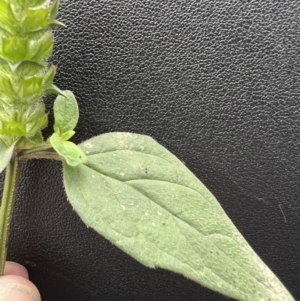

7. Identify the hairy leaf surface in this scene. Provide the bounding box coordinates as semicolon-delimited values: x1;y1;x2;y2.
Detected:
53;90;79;136
63;132;294;301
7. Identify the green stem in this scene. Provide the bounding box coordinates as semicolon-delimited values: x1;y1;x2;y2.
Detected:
0;158;22;276
19;143;53;156
18;151;62;162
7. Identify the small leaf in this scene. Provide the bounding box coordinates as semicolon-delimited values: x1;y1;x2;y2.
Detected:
50;133;87;166
0;2;11;26
22;7;49;32
45;84;66;96
42;65;57;90
19;76;43;99
15;132;43;150
1;37;29;64
48;20;65;29
15;61;44;78
0;75;15;97
61;130;75;141
0;138;16;174
25;103;46;123
63;132;295;301
49;0;60;22
26;114;48;137
29;131;43;145
33;38;53;62
30;32;53;63
0;2;16;35
1;121;26;137
53;90;79;135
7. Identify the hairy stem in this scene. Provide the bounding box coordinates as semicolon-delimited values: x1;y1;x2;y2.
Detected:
19;144;53;156
18;151;62;163
0;159;22;275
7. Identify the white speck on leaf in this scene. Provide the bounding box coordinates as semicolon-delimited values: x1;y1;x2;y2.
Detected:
157;211;162;216
84;142;94;149
121;205;126;210
145;212;149;216
91;175;95;178
140;146;145;151
152;222;156;226
120;172;125;176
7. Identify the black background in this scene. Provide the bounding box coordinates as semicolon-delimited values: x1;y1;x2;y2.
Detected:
6;1;300;300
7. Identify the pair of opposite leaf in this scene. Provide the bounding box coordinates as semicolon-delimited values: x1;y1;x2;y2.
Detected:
0;0;295;300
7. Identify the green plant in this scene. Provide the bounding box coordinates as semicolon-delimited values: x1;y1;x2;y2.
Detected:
0;1;295;300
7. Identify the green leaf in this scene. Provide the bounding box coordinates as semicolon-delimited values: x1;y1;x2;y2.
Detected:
49;0;60;22
0;2;16;35
48;20;65;29
29;131;43;145
26;113;48;137
60;130;75;141
0;138;16;174
0;75;15;97
19;76;43;99
15;132;43;150
63;132;295;301
24;103;46;123
50;133;87;167
1;37;29;64
44;84;66;96
0;121;26;137
14;61;44;78
30;31;53;63
53;90;79;135
22;7;50;32
0;2;11;27
42;65;56;89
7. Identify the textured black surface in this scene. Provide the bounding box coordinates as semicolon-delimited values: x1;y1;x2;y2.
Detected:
6;0;300;300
